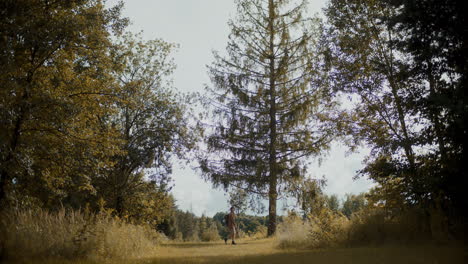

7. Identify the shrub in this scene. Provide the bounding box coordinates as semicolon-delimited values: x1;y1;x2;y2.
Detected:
277;206;452;249
346;206;438;245
200;224;221;242
277;212;312;249
307;208;349;247
248;225;267;239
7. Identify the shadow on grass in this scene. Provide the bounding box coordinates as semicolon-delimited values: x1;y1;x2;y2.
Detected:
160;243;217;249
160;242;250;249
150;245;468;264
9;243;467;264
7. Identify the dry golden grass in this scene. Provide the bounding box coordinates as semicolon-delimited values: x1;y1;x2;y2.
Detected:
0;208;165;261
3;209;466;264
276;207;459;250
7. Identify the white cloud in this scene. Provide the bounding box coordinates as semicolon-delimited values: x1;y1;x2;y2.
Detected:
171;164;228;217
312;142;376;198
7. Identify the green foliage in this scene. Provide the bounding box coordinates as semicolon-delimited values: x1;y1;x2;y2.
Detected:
93;33;196;220
212;211;268;239
200;222;221;242
168;210;268;242
341;193;367;218
170;210;202;241
324;0;421;203
236;214;269;237
202;0;336;236
278;200;455;249
0;1;195;234
0;0;128;208
289;177;327;217
382;0;468;216
324;0;468;236
325;194;340;212
228;188;248;214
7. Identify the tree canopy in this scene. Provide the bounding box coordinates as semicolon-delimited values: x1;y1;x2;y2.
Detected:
0;1;196;228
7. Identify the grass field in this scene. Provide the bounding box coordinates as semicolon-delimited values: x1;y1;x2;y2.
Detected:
11;238;467;264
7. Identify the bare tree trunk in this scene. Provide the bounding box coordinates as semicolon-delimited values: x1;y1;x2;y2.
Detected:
389;81;416;168
267;177;277;236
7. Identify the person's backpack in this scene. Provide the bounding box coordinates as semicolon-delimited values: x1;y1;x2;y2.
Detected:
224;214;229;226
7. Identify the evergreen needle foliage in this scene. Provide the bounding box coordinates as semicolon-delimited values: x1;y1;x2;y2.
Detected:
201;0;337;236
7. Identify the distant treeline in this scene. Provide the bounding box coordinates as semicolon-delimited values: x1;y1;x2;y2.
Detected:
156;193;366;242
158;210;270;241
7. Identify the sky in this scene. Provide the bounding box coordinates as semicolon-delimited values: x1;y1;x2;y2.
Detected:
106;0;375;217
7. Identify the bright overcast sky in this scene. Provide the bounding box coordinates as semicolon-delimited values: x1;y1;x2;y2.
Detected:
106;0;375;217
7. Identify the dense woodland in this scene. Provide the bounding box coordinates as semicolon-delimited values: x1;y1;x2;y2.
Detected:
0;0;467;261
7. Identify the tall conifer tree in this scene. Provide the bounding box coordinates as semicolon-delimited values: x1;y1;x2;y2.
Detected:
201;0;335;235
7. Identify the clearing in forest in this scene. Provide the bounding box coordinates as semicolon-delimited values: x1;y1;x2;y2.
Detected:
33;238;466;264
153;239;466;264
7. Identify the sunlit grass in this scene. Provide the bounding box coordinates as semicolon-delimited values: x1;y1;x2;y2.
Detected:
16;238;467;264
3;209;465;264
0;208;164;261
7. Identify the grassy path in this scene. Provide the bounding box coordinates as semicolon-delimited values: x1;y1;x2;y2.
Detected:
151;239;467;264
154;239;282;263
19;238;467;264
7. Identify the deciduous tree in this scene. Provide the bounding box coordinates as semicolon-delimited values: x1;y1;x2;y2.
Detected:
0;0;127;208
95;33;196;217
384;0;468;216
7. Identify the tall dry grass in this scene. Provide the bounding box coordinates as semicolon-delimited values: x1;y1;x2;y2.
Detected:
247;225;268;239
0;208;165;261
277;213;313;248
277;210;349;249
277;207;453;249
